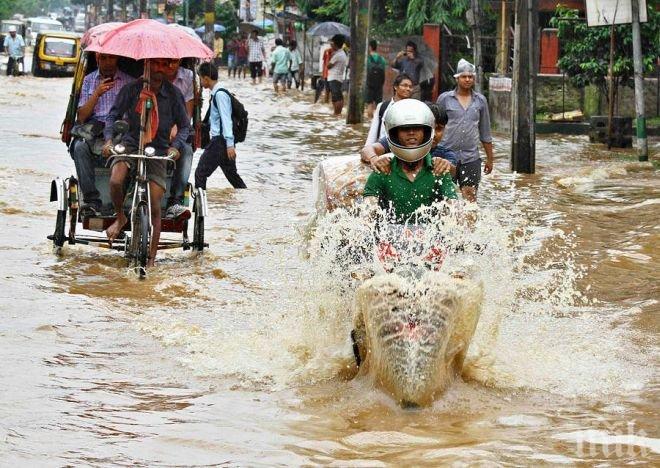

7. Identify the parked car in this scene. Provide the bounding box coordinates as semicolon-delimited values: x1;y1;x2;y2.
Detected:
25;17;64;46
32;31;81;77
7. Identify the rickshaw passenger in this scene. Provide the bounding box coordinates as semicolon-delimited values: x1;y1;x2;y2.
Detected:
73;53;133;216
164;58;195;219
102;58;190;267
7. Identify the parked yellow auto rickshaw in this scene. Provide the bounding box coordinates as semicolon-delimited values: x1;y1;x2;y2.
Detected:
32;30;81;77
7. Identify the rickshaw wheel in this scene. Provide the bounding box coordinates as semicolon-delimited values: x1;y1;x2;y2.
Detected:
136;204;150;271
53;210;66;248
193;198;204;252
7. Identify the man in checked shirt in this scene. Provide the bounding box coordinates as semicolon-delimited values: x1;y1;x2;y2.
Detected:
72;53;133;216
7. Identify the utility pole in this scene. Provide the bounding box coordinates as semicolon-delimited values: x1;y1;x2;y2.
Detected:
470;0;483;93
631;0;648;161
346;0;371;124
108;0;114;21
205;0;214;51
510;0;538;174
139;0;148;19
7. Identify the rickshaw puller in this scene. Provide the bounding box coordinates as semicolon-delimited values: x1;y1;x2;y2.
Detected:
102;58;190;267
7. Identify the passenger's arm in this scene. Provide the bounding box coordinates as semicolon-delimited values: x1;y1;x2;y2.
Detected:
365;104;381;145
432;158;456;178
360;142;386;165
217;91;235;159
171;93;190;153
185;99;194;119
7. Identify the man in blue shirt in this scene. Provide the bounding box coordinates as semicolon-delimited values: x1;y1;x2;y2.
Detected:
269;38;290;93
74;53;133;216
195;62;246;189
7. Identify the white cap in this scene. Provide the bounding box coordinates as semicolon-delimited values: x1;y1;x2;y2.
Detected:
8;25;16;32
453;58;475;78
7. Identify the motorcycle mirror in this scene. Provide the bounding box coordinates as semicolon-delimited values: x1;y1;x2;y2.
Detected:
112;120;129;135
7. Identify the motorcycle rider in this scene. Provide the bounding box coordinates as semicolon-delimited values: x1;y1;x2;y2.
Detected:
362;99;457;223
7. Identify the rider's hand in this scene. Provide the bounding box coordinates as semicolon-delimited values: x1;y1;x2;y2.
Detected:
227;147;237;160
166;147;180;160
432;158;452;176
370;154;392;174
101;140;114;158
484;158;494;175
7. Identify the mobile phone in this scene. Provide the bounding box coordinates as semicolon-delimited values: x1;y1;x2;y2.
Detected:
103;77;115;84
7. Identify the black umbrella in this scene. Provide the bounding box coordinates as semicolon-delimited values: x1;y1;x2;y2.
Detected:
308;21;350;38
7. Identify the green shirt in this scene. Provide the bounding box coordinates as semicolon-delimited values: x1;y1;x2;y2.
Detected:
368;52;387;69
270;45;291;74
363;154;457;223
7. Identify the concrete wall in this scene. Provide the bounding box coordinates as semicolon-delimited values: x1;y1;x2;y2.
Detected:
488;75;660;132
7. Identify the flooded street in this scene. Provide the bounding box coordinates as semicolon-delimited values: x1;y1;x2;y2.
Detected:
0;72;658;466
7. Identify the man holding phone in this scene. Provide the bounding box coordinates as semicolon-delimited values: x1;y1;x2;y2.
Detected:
73;53;133;216
391;41;424;99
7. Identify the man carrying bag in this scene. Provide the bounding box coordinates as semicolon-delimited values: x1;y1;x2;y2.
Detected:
195;62;247;189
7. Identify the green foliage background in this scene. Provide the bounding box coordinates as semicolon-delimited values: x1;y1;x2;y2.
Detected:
550;6;660;102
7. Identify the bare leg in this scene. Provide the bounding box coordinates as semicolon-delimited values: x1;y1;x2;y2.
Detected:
333;99;343;116
148;181;165;267
460;185;477;203
106;163;129;243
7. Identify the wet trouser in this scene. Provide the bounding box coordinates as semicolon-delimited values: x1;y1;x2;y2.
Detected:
72;138;103;207
287;70;299;88
167;142;193;206
7;56;22;76
194;136;246;189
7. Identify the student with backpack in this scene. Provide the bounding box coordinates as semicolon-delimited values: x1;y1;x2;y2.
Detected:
364;73;414;145
365;40;387;119
195;62;247;189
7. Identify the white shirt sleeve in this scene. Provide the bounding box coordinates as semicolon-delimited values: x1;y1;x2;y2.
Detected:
365;102;382;145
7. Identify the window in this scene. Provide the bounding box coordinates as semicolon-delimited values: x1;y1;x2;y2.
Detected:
44;38;76;58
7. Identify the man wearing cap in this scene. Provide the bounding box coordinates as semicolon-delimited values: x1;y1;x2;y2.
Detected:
435;58;494;202
3;25;25;76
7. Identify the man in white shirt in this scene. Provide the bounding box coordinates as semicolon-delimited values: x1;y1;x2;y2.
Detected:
326;34;348;115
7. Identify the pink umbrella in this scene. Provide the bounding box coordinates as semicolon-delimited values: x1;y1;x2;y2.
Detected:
86;19;213;60
81;22;124;48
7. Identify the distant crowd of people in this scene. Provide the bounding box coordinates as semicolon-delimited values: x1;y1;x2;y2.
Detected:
211;29;302;93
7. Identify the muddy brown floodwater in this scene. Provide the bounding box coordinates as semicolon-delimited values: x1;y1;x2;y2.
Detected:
0;72;658;466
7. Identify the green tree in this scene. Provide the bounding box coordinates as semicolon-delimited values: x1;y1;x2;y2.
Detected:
550;6;660;106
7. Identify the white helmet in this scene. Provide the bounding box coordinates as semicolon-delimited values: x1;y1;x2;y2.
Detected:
384;99;435;163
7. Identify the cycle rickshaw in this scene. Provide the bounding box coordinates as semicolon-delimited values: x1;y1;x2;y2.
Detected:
48;20;213;276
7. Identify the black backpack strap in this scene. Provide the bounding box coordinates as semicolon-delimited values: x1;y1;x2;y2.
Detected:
377;99;391;140
203;90;219;124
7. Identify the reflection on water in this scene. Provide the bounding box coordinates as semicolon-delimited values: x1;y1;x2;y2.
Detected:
0;74;658;465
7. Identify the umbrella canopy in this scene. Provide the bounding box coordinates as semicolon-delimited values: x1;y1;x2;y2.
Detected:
194;24;226;34
81;21;124;48
307;21;350;38
86;19;213;60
